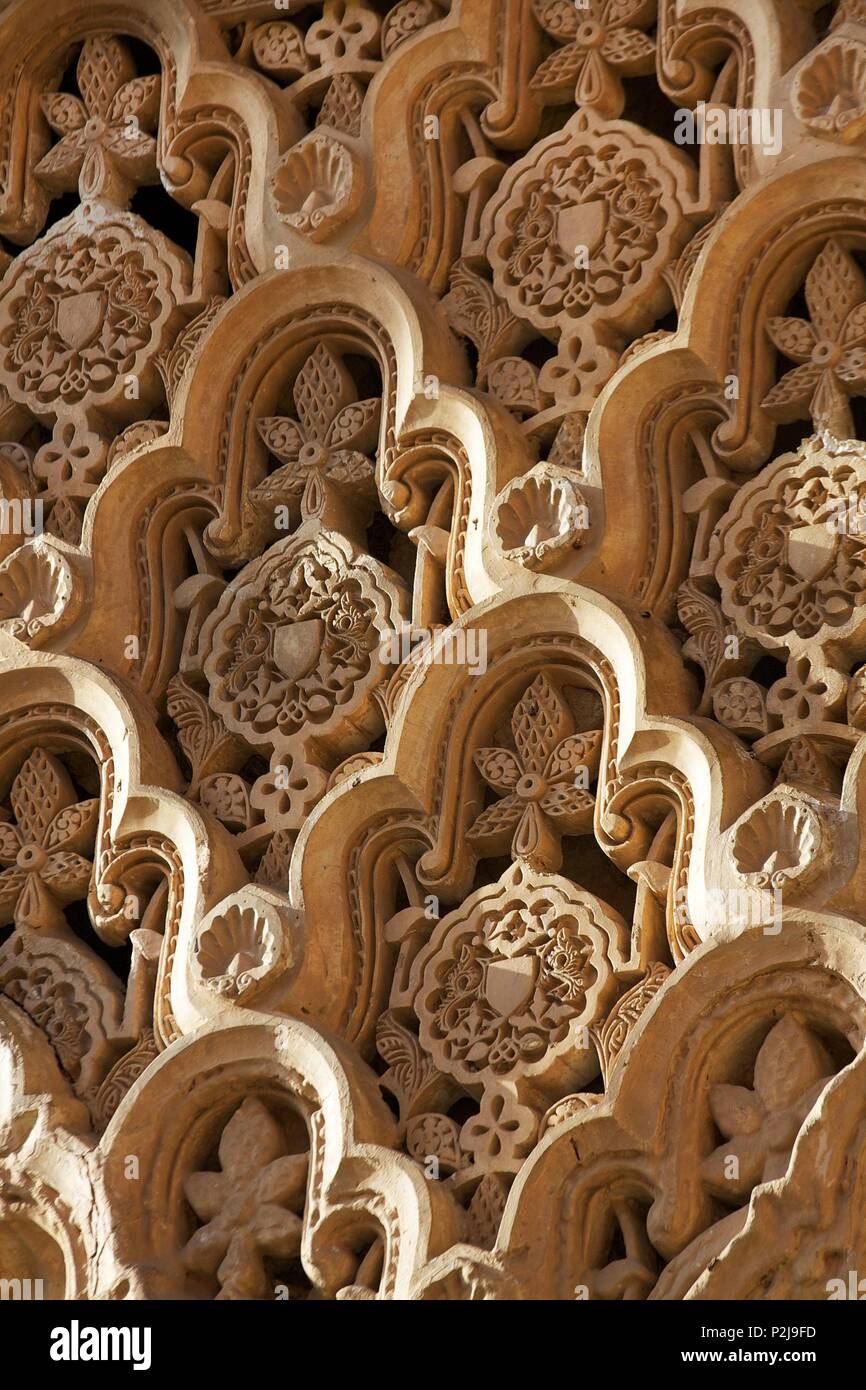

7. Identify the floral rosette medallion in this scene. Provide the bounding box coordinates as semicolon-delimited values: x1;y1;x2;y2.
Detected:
0;207;190;424
201;530;408;822
710;436;866;662
482;110;697;403
411;861;629;1101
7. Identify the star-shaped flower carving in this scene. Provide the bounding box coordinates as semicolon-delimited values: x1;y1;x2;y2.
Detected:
182;1097;309;1300
530;0;656;118
35;36;160;205
252;343;380;522
762;239;866;438
0;749;98;933
700;1016;835;1203
467;672;602;871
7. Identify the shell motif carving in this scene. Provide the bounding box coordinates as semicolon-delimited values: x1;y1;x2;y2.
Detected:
493;464;590;570
271;132;362;240
793;39;866;141
731;794;823;892
194;894;288;1001
0;540;81;646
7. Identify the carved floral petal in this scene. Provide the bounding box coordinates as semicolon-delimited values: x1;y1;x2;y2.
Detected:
575;49;620;114
41;851;94;904
39;93;87;137
100;126;158;180
804;239;866;342
530;43;586;100
701;1133;766;1200
216;1231;269;1300
765;315;818;363
708;1082;765;1138
325;398;381;452
219;1097;287;1181
256;1153;309;1206
545;730;602;782
0;865;26;923
257;416;306;464
511;673;570;772
80;143;115;200
11;749;77;845
753;1016;833;1114
107;73;161;126
13;872;67;931
77;36;136;120
600;27;656;71
512;800;559;863
466;794;524;849
246;1202;303;1257
34;130;88;192
761;361;822;421
842;301;866;347
44;798;99;854
252;21;310;78
293;343;355;442
531;0;580;41
836;345;866;388
250;461;306;505
183;1216;231;1277
324;450;375;488
605;0;656;25
473;747;522;792
0;820;23;865
184;1170;232;1224
538;783;595;828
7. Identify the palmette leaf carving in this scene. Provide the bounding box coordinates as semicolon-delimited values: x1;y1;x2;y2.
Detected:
441;260;523;375
676;580;760;714
376;1009;444;1120
166;674;247;794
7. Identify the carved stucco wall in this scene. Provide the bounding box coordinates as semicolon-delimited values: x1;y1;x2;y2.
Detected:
0;0;864;1302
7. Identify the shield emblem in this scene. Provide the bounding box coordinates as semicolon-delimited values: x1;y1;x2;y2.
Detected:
557;199;607;258
786;523;836;583
273;618;324;683
484;956;537;1018
55;290;105;350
